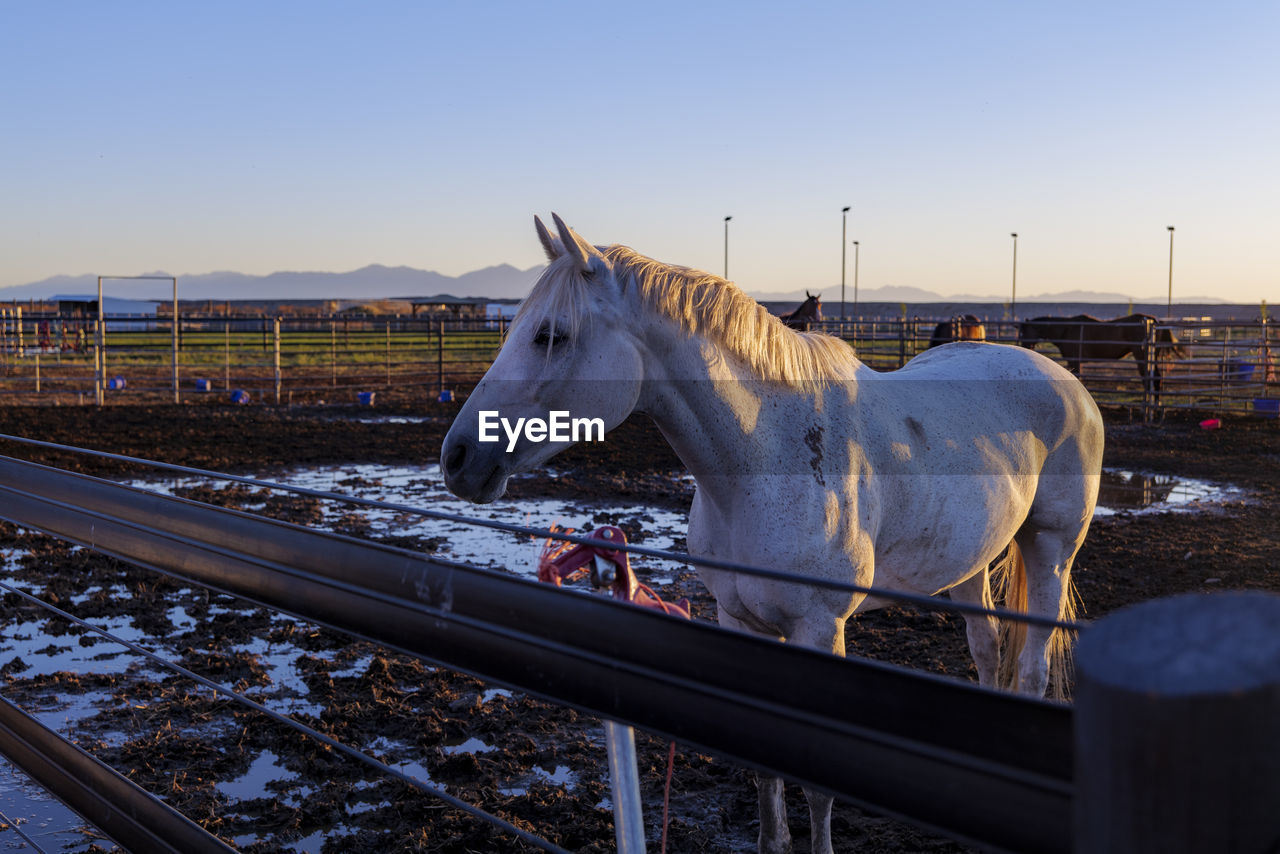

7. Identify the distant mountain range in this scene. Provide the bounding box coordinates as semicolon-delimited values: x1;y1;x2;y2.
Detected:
750;286;1229;305
0;263;547;302
0;263;1227;305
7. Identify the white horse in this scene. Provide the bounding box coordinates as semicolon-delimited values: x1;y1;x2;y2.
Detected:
441;214;1103;854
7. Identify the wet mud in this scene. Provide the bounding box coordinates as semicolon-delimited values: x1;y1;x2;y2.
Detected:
0;401;1275;852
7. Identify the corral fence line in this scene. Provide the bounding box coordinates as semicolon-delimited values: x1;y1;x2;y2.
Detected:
0;442;1275;852
812;316;1278;420
1;312;1276;419
0;313;504;406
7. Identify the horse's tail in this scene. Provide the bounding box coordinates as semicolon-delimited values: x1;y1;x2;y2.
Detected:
994;542;1027;692
992;541;1078;699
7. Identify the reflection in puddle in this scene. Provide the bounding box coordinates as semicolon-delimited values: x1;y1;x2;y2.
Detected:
218;750;289;802
121;462;1245;576
1094;469;1244;516
443;736;494;755
126;463;692;586
499;763;576;797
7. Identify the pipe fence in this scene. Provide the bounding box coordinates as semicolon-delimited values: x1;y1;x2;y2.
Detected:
0;312;1275;419
0;438;1273;852
0;444;1074;853
0;313;503;406
812;316;1277;419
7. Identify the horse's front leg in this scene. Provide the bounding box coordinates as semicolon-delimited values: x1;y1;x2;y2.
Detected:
788;616;846;854
716;609;793;853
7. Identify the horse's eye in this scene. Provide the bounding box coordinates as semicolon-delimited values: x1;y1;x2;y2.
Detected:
532;325;568;348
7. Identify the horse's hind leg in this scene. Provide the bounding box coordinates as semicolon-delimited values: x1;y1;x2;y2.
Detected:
950;569;1000;688
1013;520;1086;698
755;776;791;854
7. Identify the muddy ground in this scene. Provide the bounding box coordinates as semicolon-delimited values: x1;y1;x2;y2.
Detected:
0;400;1276;853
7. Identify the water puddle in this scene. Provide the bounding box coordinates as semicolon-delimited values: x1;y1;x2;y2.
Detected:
499;763;576;797
124;463;692;586
1095;468;1246;516
217;750;290;802
332;415;437;425
0;758;108;852
443;736;494;755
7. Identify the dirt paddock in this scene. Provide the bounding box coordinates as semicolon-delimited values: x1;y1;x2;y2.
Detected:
0;400;1275;852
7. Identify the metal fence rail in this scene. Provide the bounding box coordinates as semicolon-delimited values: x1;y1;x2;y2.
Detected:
0;312;1274;417
807;316;1277;418
0;452;1074;854
0;445;1275;853
0;695;235;854
0;314;503;405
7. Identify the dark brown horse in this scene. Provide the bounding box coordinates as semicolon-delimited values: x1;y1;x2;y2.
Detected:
781;291;822;330
927;314;986;348
1018;313;1184;394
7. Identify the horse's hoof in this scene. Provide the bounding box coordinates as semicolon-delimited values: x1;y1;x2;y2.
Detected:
759;834;792;854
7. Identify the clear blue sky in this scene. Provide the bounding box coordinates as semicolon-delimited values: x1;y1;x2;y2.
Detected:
2;1;1276;303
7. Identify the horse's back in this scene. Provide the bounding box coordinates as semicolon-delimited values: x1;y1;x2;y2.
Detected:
856;342;1102;579
893;339;1077;383
867;342;1102;450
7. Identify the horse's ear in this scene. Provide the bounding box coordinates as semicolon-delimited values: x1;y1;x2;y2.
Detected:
551;212;603;274
534;215;561;262
806;290;813;298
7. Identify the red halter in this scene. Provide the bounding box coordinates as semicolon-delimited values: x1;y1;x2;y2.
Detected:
537;525;691;619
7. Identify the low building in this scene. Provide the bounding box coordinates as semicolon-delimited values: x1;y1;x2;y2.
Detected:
409;296;488;318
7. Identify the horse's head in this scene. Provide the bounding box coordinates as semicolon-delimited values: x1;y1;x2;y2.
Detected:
440;214;645;503
957;314;985;341
1017;318;1041;349
784;292;822;328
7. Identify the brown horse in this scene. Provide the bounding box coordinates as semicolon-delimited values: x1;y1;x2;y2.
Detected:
1018;313;1184;394
780;291;822;330
927;314;986;348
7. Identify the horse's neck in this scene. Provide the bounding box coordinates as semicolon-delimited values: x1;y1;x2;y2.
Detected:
634;322;852;490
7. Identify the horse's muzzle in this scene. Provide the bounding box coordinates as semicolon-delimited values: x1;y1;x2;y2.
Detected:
440;435;508;503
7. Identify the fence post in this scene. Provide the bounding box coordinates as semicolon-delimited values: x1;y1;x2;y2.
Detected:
172;305;180;405
603;720;646;853
224;318;230;391
1218;326;1230;413
1074;591;1280;854
331;317;337;388
94;318;104;407
34;353;40;394
273;317;282;405
385;320;391;387
437;319;444;396
1142;320;1156;423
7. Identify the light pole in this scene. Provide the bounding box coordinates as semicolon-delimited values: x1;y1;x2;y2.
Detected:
1010;232;1019;319
841;206;850;319
1166;226;1175;317
852;240;860;319
723;216;732;280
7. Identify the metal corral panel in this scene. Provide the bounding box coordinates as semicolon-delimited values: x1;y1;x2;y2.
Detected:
0;455;1073;854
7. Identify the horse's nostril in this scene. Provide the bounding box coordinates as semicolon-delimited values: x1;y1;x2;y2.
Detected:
445;442;467;476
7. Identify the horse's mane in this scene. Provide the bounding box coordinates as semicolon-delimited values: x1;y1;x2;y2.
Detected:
515;244;856;387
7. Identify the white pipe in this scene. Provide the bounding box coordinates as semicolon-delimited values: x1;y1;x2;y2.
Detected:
603;719;646;853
